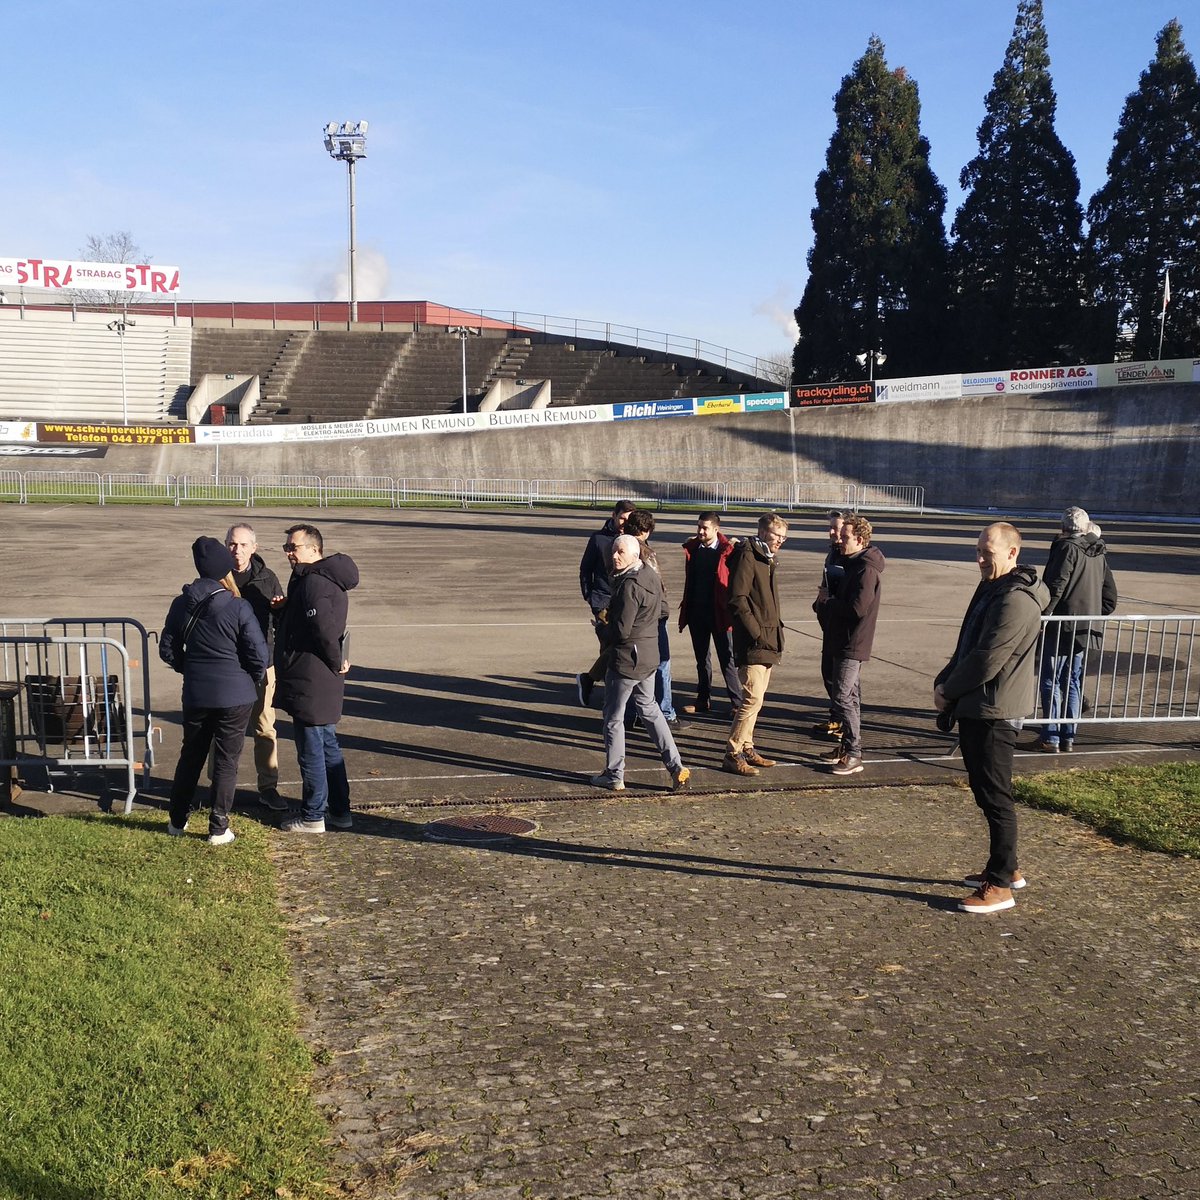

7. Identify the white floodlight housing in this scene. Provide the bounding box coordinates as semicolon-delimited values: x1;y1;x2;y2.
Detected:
855;353;867;367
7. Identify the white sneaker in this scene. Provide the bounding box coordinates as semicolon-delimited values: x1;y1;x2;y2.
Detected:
167;821;187;837
207;828;236;846
589;773;625;791
281;817;326;834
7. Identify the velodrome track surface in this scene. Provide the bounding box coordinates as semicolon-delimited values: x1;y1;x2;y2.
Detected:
3;504;1198;810
5;504;1200;1198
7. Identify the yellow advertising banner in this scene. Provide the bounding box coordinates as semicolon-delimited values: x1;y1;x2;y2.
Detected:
37;423;195;446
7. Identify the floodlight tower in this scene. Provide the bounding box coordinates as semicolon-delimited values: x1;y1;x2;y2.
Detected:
107;315;136;425
855;348;887;383
323;120;368;323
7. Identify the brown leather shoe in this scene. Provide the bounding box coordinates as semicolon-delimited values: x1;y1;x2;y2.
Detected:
741;746;776;768
721;752;759;777
683;703;711;715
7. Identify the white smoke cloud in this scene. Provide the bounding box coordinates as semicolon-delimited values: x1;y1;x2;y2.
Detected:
317;246;391;301
753;287;799;343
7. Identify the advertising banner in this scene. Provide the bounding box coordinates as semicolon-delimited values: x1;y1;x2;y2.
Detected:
36;422;195;446
193;404;615;444
792;381;873;408
612;398;695;420
0;257;181;294
0;421;37;442
1094;358;1195;388
695;396;745;416
961;371;1009;396
1004;365;1096;394
874;375;961;403
740;391;788;412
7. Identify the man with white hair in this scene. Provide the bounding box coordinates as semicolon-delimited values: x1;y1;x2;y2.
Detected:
1037;505;1115;752
221;522;288;810
590;534;690;793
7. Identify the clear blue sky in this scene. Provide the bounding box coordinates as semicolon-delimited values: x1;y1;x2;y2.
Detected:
4;0;1189;358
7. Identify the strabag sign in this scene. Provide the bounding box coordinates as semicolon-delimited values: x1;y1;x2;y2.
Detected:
874;374;961;403
0;256;182;294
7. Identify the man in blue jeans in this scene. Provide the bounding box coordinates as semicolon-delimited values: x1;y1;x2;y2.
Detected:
274;523;360;833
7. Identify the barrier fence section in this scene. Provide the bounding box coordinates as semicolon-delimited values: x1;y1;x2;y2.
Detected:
0;617;154;813
0;469;930;513
1027;615;1200;728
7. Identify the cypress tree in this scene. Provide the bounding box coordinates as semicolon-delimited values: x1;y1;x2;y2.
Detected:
1087;20;1200;360
792;36;949;383
951;0;1091;368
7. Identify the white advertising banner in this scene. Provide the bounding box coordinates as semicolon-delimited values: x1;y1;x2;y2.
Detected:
0;257;181;294
0;421;36;442
1094;358;1195;388
874;374;961;403
961;371;1009;396
1004;365;1096;394
193;404;616;444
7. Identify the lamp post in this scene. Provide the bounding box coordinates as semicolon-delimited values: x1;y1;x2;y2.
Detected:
107;315;135;425
447;326;481;413
323;121;368;324
855;348;887;383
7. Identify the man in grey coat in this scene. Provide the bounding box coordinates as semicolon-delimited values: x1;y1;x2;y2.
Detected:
591;535;690;793
934;522;1049;915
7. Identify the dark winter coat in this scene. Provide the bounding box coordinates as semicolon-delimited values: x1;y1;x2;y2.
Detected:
604;562;665;681
1042;533;1116;652
579;517;622;612
678;532;738;631
728;537;784;667
936;565;1050;721
814;544;885;662
160;581;267;711
233;552;283;666
274;553;360;726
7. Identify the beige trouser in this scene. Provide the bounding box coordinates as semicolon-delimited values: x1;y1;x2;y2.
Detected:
207;665;278;791
726;663;771;755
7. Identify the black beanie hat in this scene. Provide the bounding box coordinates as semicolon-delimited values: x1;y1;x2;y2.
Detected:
193;536;235;581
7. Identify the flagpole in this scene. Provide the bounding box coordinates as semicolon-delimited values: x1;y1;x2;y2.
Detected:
1157;267;1171;360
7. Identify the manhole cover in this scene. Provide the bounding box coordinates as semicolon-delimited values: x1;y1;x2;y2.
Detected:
422;815;538;846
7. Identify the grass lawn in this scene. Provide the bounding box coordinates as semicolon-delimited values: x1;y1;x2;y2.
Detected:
0;813;334;1200
1015;760;1200;858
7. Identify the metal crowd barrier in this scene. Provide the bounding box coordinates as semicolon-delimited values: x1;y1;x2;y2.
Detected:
0;469;928;513
0;617;156;813
1027;614;1200;727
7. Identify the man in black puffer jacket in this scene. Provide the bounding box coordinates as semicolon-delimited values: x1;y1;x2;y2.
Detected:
161;537;268;844
275;523;360;834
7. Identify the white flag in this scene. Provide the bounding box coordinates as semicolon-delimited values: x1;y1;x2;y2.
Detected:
1162;269;1171;315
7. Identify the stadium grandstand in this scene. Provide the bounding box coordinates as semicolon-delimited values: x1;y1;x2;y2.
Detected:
0;298;775;427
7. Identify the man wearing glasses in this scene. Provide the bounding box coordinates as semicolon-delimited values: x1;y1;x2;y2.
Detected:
274;524;360;833
722;513;789;777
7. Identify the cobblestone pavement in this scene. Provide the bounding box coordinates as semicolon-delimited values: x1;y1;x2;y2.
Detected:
274;784;1200;1199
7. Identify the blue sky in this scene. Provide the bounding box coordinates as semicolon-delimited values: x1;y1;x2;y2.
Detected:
5;0;1189;358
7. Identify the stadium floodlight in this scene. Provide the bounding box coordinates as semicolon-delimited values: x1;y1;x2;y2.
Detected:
323;119;368;323
107;317;132;425
447;326;482;414
855;349;886;382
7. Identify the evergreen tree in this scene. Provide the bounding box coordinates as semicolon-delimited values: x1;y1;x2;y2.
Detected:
792;36;949;383
951;0;1094;368
1087;20;1200;360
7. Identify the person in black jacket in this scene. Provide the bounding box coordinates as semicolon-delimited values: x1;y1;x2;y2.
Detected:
590;535;689;792
275;523;360;834
160;537;268;845
812;513;885;776
575;500;636;704
1036;505;1115;752
221;523;287;810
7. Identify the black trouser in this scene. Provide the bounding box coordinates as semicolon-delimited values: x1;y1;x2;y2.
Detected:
957;717;1019;887
168;704;253;835
688;622;743;708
